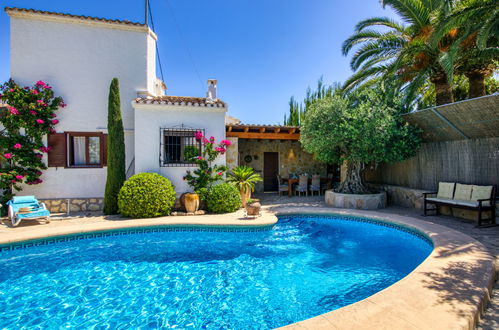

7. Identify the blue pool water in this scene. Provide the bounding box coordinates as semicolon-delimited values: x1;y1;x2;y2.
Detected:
0;215;432;329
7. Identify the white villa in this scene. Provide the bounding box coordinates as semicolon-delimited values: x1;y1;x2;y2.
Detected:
5;7;329;212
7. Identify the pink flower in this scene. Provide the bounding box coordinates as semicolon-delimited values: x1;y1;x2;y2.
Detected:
36;100;44;104
50;113;57;118
35;154;43;159
202;138;210;145
3;153;12;159
194;131;203;140
209;136;215;142
217;172;223;176
30;89;39;95
215;147;226;153
40;146;52;153
220;139;232;146
60;102;67;108
9;107;20;115
35;80;46;87
196;156;204;160
11;179;16;183
9;88;14;92
36;171;43;175
36;119;45;124
15;175;24;180
13;143;22;149
51;119;59;124
30;110;37;115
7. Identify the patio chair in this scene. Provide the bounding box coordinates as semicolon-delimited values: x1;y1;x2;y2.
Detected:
295;175;308;196
277;175;289;196
310;175;321;196
6;196;50;227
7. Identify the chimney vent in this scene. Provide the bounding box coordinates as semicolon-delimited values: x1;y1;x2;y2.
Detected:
206;79;217;102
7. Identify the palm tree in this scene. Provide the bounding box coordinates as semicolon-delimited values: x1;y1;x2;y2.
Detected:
226;166;262;207
431;0;498;98
342;0;457;105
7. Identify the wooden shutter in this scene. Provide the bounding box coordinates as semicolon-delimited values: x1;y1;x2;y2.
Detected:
47;133;66;167
102;134;108;166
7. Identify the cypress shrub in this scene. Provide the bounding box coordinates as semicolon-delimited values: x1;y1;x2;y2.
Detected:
103;78;126;214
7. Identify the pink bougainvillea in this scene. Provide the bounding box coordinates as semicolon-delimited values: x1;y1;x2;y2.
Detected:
0;79;65;202
220;139;232;146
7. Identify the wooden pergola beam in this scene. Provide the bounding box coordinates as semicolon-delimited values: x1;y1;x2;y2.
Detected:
226;131;300;140
259;127;266;133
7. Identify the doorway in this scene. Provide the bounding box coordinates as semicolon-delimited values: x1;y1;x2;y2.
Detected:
263;152;279;192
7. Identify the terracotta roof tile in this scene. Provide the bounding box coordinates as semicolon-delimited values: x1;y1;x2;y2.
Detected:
134;96;226;108
5;7;145;27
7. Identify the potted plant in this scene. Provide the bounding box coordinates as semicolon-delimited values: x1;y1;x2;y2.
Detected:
227;166;262;207
183;132;231;211
245;198;261;217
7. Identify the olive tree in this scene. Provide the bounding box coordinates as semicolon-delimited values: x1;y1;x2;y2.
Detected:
300;88;421;194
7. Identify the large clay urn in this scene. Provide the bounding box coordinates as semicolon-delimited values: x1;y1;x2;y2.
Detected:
181;192;200;213
240;189;251;207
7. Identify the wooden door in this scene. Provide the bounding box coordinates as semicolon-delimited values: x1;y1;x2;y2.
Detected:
263;152;279;192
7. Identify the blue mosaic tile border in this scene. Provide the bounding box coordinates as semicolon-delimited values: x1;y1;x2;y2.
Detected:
0;225;273;253
278;213;434;247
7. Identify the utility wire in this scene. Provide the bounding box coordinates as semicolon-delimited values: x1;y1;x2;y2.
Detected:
165;0;205;94
148;1;165;84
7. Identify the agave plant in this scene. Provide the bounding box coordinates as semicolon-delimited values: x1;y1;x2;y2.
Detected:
226;166;262;206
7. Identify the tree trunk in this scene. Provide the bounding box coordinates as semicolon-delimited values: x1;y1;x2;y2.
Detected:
337;161;371;194
465;71;486;99
431;75;454;106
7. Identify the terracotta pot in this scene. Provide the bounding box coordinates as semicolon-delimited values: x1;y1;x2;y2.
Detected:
240;189;251;207
246;202;261;216
181;193;200;213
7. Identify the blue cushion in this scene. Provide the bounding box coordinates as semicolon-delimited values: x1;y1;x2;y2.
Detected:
11;196;37;204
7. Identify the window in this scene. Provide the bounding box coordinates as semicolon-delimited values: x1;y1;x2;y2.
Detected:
67;132;105;167
161;128;203;166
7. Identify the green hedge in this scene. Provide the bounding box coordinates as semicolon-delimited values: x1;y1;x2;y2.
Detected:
206;183;242;213
118;173;176;218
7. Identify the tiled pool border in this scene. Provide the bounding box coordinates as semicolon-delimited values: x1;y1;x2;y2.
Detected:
0;224;273;252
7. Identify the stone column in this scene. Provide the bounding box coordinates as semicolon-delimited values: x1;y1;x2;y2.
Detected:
225;137;239;170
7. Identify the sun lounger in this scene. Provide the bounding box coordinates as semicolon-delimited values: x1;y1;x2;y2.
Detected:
6;196;50;227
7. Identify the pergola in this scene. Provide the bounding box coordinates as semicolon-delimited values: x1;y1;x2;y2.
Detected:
225;124;300;140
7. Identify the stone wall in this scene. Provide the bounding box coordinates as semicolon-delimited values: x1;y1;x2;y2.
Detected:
40;198;103;213
225;137;239;170
238;139;326;192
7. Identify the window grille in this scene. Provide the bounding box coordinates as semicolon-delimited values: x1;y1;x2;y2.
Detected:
160;127;203;167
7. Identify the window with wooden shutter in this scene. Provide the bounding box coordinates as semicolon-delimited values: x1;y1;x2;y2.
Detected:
47;133;66;167
48;132;107;168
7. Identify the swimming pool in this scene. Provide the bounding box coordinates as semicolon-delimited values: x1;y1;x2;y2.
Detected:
0;214;432;329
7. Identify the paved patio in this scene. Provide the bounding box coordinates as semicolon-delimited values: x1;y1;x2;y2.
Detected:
1;194;497;328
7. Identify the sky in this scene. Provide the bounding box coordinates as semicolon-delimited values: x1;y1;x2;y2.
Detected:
0;0;398;124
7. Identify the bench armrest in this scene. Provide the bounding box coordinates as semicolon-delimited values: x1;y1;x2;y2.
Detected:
422;192;437;198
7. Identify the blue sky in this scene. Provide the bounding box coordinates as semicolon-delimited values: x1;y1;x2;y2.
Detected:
0;0;397;124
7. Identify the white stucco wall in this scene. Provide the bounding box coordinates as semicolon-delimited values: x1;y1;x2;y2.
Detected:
8;13;157;198
133;104;227;194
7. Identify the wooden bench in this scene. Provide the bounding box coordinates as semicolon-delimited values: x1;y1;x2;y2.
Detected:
423;182;496;227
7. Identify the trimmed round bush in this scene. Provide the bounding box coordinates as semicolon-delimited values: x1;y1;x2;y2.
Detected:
206;183;242;213
118;173;176;218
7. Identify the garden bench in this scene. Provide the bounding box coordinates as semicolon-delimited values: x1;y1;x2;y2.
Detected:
423;182;496;227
